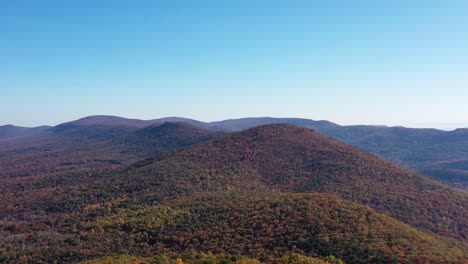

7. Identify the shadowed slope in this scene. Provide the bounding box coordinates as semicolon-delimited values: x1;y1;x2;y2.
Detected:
117;122;223;155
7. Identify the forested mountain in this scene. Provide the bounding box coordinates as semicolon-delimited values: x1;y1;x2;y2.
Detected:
54;115;154;128
0;122;466;263
32;192;464;263
7;115;466;189
208;117;468;190
116;122;224;156
113;124;467;241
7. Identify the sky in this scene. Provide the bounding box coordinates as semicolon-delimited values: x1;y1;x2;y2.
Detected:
1;1;467;129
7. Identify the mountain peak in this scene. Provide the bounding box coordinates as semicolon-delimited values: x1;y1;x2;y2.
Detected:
71;115;150;127
51;116;152;134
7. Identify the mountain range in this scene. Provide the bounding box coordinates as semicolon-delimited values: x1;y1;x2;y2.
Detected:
0;116;467;263
2;115;467;190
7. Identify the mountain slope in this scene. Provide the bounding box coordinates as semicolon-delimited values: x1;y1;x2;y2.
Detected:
209;117;468;189
116;122;223;156
321;126;468;191
122;124;467;241
0;122;220;179
78;192;466;263
1;192;465;263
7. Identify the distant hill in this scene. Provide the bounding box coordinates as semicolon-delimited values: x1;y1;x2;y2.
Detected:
57;115;212;130
58;115;153;127
150;117;212;129
0;124;50;140
49;115;158;142
210;117;339;131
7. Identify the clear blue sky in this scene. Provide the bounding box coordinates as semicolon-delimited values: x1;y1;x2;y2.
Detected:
1;1;467;128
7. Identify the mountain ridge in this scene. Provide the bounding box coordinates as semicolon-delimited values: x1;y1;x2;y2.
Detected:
2;115;468;189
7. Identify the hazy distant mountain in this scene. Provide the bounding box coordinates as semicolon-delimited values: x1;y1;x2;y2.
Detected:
50;115;212;138
150;117;212;129
59;115;154;127
0;124;50;140
210;117;339;131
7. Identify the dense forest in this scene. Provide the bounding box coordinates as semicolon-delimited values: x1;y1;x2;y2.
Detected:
0;119;466;263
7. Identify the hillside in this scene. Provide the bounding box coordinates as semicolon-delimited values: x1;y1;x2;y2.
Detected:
117;122;223;156
0;122;220;179
0;122;222;221
0;192;465;263
121;124;467;241
322;126;468;190
208;117;468;190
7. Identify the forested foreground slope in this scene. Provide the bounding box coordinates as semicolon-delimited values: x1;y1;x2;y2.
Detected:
1;193;466;263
